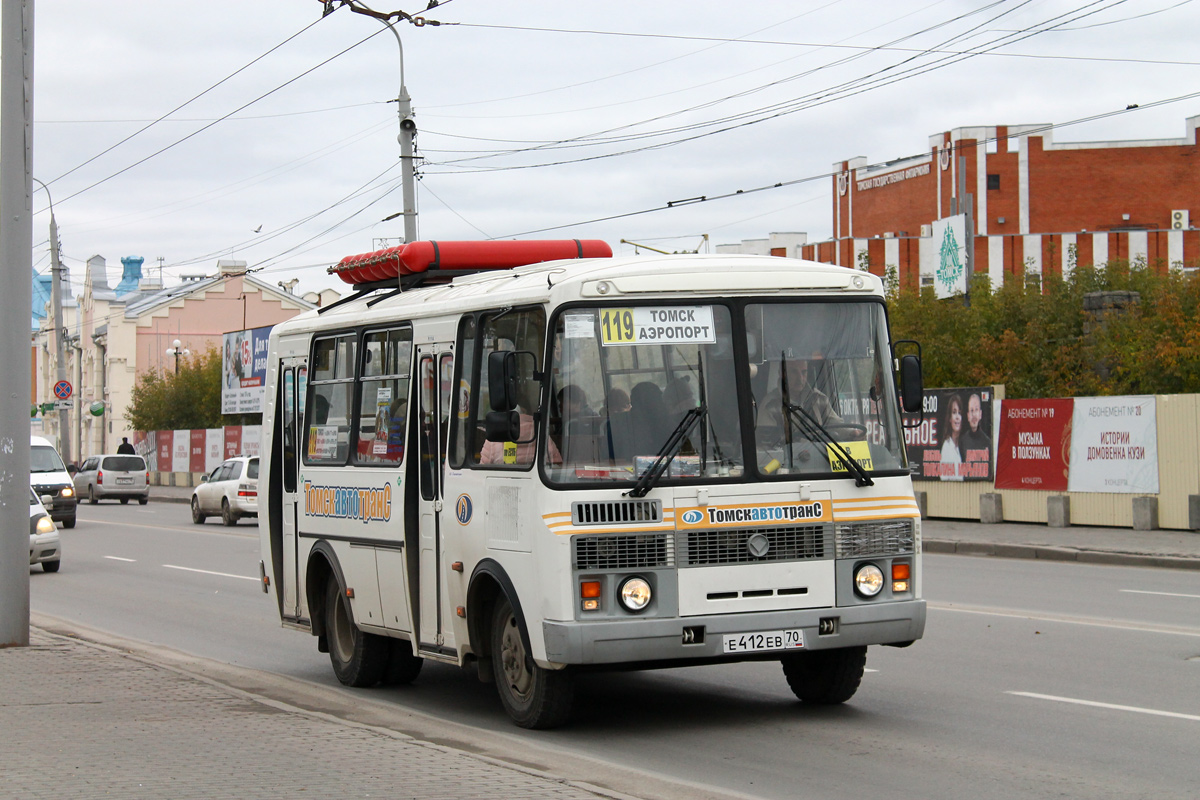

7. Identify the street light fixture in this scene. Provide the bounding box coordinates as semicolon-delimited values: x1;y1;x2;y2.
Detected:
166;339;190;375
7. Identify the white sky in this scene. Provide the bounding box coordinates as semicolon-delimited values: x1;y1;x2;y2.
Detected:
29;0;1200;296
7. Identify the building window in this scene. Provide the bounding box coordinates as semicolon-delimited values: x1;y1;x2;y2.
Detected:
987;174;1001;191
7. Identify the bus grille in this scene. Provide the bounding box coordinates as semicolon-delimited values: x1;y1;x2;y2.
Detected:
571;499;662;526
574;533;673;570
834;520;915;558
679;524;832;567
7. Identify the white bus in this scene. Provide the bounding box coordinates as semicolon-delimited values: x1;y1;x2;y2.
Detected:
259;239;927;728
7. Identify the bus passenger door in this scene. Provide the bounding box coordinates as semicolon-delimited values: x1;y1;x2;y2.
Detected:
415;347;455;653
279;359;306;621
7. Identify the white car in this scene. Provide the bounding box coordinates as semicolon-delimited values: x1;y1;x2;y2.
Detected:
73;454;150;504
191;456;258;526
30;487;61;573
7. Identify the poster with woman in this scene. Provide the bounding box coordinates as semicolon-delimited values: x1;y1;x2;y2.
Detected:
903;387;994;481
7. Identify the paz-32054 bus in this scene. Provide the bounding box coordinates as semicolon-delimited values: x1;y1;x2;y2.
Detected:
258;239;926;728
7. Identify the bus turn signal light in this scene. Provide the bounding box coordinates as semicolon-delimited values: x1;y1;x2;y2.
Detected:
892;562;910;593
581;580;601;611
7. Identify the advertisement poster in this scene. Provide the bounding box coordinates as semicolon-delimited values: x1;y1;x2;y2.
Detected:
1068;396;1158;494
930;214;967;298
903;387;994;481
221;325;273;415
994;399;1074;491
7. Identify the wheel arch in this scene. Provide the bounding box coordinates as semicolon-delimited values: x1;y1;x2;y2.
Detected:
467;559;529;663
306;541;348;641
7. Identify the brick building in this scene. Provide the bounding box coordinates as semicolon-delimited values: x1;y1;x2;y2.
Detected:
798;114;1200;288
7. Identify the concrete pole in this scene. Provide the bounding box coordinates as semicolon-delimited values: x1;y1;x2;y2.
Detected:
1;0;35;647
378;19;417;243
36;178;70;464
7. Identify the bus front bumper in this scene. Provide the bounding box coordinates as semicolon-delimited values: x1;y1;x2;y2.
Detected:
542;599;925;666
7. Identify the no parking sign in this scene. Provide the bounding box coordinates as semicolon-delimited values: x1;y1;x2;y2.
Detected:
53;380;72;400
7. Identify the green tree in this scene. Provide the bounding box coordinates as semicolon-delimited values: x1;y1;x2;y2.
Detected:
126;345;259;431
886;260;1200;399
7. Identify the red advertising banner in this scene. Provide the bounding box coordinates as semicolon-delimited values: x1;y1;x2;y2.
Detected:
189;430;206;473
156;431;173;472
994;399;1074;491
223;426;242;459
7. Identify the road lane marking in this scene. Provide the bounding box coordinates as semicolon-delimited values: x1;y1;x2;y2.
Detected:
1121;589;1200;600
162;564;257;582
1007;692;1200;723
929;601;1200;638
104;556;136;562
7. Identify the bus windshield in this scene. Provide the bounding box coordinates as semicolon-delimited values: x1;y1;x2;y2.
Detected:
746;300;907;479
545;304;743;484
544;300;907;485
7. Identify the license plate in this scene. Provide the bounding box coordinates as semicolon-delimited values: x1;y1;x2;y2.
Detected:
117;477;133;484
723;629;805;654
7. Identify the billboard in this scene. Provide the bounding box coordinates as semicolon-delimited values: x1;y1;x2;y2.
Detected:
1068;396;1158;494
930;214;968;298
221;325;273;415
994;399;1074;491
904;387;994;481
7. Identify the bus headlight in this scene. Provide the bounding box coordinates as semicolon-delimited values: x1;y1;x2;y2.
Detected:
618;576;652;612
854;563;885;598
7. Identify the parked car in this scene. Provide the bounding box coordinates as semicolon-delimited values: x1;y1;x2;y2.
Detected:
73;454;150;505
29;487;61;573
31;435;77;528
191;456;258;526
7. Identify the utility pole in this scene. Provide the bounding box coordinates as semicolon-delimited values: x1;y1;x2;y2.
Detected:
34;177;69;464
338;2;419;242
2;0;35;647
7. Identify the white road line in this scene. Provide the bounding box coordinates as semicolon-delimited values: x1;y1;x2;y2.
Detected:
1121;589;1200;600
1007;692;1200;723
929;601;1200;638
162;564;257;582
104;556;136;562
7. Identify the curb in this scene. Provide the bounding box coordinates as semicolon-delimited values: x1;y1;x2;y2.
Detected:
924;539;1200;570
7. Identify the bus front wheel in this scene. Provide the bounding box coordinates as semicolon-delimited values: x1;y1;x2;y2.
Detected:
781;645;867;705
491;597;573;729
325;578;388;687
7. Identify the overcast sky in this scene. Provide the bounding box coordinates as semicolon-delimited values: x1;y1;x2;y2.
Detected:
29;0;1200;296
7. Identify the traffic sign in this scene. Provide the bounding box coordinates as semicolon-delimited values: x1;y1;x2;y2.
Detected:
54;399;74;410
53;380;73;399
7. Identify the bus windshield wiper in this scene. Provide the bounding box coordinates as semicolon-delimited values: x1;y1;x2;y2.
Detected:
625;403;707;498
785;402;874;487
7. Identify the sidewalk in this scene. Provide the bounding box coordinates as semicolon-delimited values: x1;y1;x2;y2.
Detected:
3;618;715;800
148;483;1200;570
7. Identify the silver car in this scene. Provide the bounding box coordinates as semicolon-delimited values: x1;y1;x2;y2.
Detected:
30;488;61;573
74;454;150;505
191;456;258;526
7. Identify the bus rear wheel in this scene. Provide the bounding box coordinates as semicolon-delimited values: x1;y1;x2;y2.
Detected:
781;645;867;705
491;597;573;729
325;578;388;687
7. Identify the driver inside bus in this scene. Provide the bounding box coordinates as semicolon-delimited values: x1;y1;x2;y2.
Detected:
760;357;843;430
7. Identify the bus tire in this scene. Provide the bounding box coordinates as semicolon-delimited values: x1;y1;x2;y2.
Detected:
382;637;424;685
781;645;867;705
491;597;573;729
325;578;388;687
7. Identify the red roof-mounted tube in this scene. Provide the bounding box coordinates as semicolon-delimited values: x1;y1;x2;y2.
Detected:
328;239;613;285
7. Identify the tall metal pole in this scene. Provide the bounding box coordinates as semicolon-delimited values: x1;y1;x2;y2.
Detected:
34;177;68;464
379;18;418;243
1;0;35;647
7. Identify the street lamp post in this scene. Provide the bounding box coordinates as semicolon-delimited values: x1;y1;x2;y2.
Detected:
33;177;71;464
342;2;418;243
166;339;189;375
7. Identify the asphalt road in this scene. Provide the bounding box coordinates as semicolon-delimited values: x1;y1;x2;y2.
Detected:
30;502;1200;800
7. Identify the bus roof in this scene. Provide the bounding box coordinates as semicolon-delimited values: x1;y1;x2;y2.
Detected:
286;251;882;336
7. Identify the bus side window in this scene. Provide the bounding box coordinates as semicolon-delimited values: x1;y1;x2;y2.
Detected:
305;334;356;465
470;307;547;468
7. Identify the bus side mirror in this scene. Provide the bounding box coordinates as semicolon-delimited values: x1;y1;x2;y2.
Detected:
899;354;923;413
484;410;521;442
488;351;519;412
